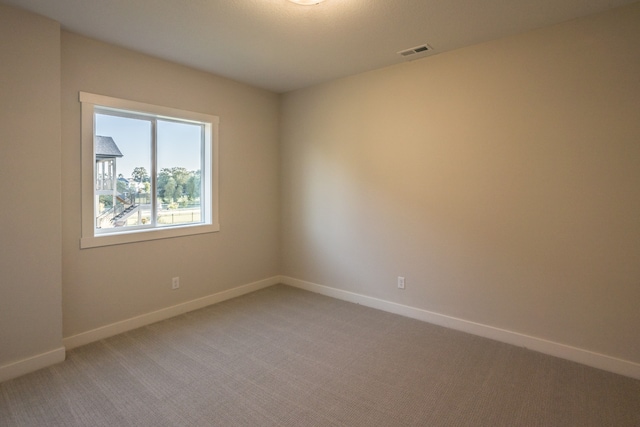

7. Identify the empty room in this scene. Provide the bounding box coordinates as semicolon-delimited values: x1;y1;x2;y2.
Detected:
1;0;639;425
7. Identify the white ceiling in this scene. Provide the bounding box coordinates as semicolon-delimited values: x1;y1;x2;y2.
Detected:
2;0;637;93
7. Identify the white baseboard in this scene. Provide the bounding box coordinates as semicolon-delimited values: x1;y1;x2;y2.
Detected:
0;347;66;383
63;276;281;350
281;276;640;380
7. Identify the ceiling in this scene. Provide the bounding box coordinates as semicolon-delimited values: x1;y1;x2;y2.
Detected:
2;0;637;93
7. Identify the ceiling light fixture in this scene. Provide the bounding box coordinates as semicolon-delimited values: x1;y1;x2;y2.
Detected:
288;0;325;5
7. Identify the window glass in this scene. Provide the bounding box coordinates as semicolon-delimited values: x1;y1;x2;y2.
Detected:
95;113;152;231
156;120;203;226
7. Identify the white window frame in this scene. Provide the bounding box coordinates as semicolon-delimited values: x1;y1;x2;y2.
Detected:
80;92;219;248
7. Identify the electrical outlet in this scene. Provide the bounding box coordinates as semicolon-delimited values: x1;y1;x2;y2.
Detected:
172;277;180;290
397;276;405;289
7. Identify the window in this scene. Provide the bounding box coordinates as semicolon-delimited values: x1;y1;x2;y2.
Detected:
80;92;219;248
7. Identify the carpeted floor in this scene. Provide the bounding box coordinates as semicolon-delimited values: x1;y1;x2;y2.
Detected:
1;284;639;426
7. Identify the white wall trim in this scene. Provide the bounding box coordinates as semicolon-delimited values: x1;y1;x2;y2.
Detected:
0;347;66;383
63;276;281;350
281;276;640;380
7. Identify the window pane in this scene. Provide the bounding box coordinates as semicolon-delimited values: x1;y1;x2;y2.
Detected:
156;120;203;226
95;113;152;230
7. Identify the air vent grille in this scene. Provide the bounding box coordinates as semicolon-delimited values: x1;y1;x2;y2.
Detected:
398;44;433;60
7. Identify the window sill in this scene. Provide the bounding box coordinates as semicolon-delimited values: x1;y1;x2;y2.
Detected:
80;222;220;249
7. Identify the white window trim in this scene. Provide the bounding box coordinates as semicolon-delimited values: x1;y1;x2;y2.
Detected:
80;92;219;248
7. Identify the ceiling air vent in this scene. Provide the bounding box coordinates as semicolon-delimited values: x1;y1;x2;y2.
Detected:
398;44;432;61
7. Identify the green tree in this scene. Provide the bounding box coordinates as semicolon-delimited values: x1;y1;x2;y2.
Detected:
174;184;184;201
186;171;201;200
172;167;190;190
131;166;149;183
157;167;200;203
99;195;113;210
157;168;172;200
163;177;176;203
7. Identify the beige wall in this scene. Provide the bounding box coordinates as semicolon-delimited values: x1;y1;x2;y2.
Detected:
0;5;63;366
281;3;640;363
61;33;280;337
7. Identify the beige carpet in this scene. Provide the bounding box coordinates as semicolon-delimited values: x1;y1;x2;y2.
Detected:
1;284;639;426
